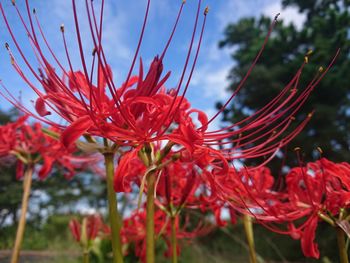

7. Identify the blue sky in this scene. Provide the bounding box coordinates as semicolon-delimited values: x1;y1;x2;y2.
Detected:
0;0;304;129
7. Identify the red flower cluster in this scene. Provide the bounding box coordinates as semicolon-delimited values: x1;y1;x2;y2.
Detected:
0;115;26;157
0;1;342;261
0;115;89;180
222;158;350;259
285;158;350;258
121;208;212;262
0;0;338;159
69;214;110;250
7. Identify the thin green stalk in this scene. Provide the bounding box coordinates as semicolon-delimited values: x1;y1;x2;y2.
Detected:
170;216;178;263
336;227;349;263
243;214;257;263
11;166;33;263
146;172;156;263
83;251;90;263
104;153;124;263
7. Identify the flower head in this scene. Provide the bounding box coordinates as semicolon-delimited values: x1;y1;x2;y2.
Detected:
69;214;109;250
0;0;338;166
0;115;91;180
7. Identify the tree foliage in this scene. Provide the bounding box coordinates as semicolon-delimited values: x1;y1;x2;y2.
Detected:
219;0;350;167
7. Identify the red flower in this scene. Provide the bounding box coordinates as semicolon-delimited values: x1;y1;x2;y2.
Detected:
0;116;92;180
236;158;350;259
121;208;212;262
0;1;338;160
69;218;81;242
69;214;109;246
0;115;27;157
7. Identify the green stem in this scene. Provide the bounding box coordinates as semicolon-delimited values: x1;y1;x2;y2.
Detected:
83;251;90;263
336;227;349;263
146;172;156;263
11;166;33;263
243;214;257;263
104;153;124;263
170;216;178;263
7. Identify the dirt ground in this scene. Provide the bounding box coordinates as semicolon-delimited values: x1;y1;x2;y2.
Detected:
0;250;79;263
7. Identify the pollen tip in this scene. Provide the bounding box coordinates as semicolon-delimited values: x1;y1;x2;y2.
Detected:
319;66;324;72
92;47;97;56
5;42;9;50
304;50;313;63
182;0;186;3
274;13;280;21
316;147;323;154
294;147;301;152
11;0;15;6
60;24;65;33
307;112;314;118
290;116;296;121
204;6;209;15
33;8;36;14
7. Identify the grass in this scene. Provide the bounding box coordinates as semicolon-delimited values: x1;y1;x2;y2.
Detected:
0;215;341;263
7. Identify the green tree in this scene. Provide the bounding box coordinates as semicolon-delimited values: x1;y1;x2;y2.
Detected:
219;0;350;168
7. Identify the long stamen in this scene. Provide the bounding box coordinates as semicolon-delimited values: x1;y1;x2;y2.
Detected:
0;4;44;82
2;2;85;124
71;0;99;109
295;148;316;208
207;14;281;126
4;43;73;123
155;0;202;137
166;6;208;129
160;1;186;60
61;26;95;119
119;0;151;96
87;0;138;131
205;68;302;135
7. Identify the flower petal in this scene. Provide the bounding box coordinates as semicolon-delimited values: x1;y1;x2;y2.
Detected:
35;97;51;117
69;219;81;242
38;156;55;180
301;216;320;258
60;116;94;148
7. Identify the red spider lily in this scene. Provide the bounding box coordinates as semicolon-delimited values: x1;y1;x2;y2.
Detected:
121;208;213;262
0;0;204;148
16;122;92;180
114;144;237;229
0;115;93;180
69;214;109;247
229;158;350;259
282;158;350;258
0;115;26;157
2;116;95;263
113;143;225;206
0;0;338;165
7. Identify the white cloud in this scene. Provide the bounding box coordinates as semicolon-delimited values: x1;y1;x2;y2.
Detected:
216;0;273;30
191;64;231;101
262;1;306;30
215;0;305;31
50;0;133;64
